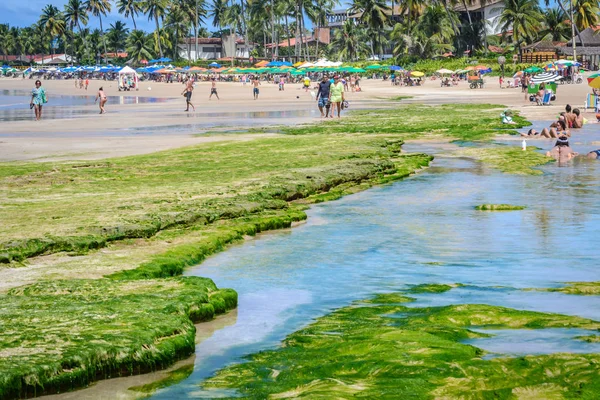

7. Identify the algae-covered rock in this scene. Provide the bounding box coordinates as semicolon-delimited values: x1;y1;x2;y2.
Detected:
475;204;526;211
0;277;236;399
537;282;600;296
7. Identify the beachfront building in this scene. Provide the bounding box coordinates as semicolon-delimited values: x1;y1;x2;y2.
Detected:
561;26;600;70
178;35;255;61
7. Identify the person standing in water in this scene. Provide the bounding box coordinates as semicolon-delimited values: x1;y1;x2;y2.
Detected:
209;78;220;100
252;76;261;99
181;79;195;111
316;75;331;118
30;80;47;121
95;86;107;114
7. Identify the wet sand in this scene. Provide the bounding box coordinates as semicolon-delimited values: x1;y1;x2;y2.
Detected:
0;76;595;161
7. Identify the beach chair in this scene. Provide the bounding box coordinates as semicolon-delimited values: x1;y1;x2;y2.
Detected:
585;94;599;112
541;91;552;106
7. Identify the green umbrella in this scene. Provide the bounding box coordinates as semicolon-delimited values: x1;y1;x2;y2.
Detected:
366;64;383;70
524;66;543;73
291;70;306;76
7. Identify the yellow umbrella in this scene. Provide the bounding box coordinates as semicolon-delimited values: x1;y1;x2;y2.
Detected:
410;71;425;77
293;61;304;67
587;73;600;89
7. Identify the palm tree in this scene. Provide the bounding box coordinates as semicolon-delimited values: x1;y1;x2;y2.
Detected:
178;0;207;63
538;8;569;41
329;19;370;60
86;0;111;64
349;0;390;59
165;3;190;60
498;0;542;54
117;0;142;30
127;29;155;62
107;21;129;54
39;4;67;63
573;0;600;31
306;0;335;60
64;0;89;62
415;4;456;56
398;0;427;30
0;24;12;63
142;0;169;58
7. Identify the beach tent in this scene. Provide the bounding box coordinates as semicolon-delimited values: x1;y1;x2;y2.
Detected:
118;66;139;90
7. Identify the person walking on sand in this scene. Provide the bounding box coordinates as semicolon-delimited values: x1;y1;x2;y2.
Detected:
85;78;89;90
316;75;332;118
329;75;345;118
252;76;261;99
30;80;47;121
181;79;195;111
209;78;220;100
95;86;107;114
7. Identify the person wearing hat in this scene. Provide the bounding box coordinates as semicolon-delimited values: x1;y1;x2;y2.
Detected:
329;75;345;118
546;135;578;163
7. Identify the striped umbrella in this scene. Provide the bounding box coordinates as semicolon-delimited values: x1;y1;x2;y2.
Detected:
530;72;560;84
588;73;600;89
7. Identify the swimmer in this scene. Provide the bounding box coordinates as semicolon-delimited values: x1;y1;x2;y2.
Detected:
546;135;578;163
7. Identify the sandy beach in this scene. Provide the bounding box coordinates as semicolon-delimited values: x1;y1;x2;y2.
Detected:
0;75;595;161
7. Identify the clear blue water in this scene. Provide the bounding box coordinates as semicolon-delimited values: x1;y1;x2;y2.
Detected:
146;142;600;398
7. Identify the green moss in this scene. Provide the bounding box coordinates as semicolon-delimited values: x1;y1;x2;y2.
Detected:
0;277;236;399
534;282;600;296
576;335;600;343
361;293;415;304
203;294;600;399
457;146;552;175
407;283;456;293
128;364;194;394
475;204;526;211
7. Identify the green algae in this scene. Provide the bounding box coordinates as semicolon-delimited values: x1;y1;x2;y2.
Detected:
128;364;194;394
576;335;600;343
407;283;457;293
475;204;526;211
534;282;600;296
457;146;552;175
281;104;529;140
0;277;236;399
203;294;600;399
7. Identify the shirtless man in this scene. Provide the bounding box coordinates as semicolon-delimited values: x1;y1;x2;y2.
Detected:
209;78;219;100
564;104;576;128
252;76;260;100
181;79;195;111
572;108;584;128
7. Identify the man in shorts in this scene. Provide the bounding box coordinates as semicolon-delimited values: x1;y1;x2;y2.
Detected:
252;76;260;99
316;75;331;118
209;78;219;100
181;79;195;111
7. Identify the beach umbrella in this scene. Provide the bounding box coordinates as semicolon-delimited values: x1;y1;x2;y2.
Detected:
410;71;425;77
464;66;476;71
266;61;284;67
436;68;454;74
291;70;306;76
530;72;560;84
556;59;581;67
389;65;403;71
513;71;523;78
474;65;488;71
208;62;221;68
587;73;600;89
366;64;383;70
524;66;543;73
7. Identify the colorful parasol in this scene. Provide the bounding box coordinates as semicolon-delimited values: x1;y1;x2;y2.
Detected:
587;73;600;89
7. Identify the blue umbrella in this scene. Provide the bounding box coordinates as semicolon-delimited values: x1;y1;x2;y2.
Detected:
158;57;172;63
389;65;403;71
208;62;221;68
266;61;284;67
149;59;159;64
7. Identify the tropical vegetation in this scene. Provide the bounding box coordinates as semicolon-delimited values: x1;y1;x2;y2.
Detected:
0;0;597;65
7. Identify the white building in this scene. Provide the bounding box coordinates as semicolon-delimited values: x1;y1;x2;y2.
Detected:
178;35;254;61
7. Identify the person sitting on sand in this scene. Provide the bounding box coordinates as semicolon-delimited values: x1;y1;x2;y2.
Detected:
535;83;546;105
586;149;600;159
546;135;578;163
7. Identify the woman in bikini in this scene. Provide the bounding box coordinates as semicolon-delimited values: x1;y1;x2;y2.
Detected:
95;87;107;114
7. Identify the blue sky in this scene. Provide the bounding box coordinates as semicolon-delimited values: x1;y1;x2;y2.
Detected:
1;0;197;32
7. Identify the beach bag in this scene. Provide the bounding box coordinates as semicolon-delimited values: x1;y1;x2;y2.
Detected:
41;89;48;104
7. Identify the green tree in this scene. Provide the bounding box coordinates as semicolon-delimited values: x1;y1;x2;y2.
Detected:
165;2;190;61
85;0;112;63
107;21;129;53
64;0;89;62
573;0;600;31
142;0;169;58
415;4;456;56
329;19;370;60
117;0;143;30
538;7;569;41
127;29;155;62
498;0;542;53
349;0;390;59
39;4;67;62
